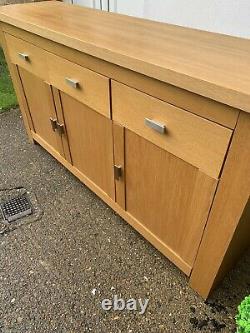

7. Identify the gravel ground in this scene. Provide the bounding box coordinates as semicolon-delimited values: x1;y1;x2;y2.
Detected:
0;109;249;333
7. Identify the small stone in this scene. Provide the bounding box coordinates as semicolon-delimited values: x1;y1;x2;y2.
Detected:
190;306;196;313
11;298;15;303
190;317;198;327
91;288;97;296
210;319;226;331
17;317;23;324
197;319;208;330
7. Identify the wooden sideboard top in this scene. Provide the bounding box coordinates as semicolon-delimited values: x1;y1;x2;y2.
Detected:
0;1;250;113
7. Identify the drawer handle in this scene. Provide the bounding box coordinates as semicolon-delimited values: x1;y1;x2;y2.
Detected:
65;77;80;89
18;52;29;61
145;118;166;134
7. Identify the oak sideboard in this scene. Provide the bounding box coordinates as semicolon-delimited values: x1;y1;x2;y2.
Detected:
0;1;249;299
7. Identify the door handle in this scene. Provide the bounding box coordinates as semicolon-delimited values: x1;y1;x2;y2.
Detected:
65;77;80;89
56;123;65;135
50;118;65;135
145;118;166;134
18;52;29;61
50;118;57;132
114;165;122;180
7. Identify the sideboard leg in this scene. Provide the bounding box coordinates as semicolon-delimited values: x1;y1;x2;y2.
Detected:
189;112;250;299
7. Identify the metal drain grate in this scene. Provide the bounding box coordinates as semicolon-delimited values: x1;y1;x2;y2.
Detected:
0;194;32;222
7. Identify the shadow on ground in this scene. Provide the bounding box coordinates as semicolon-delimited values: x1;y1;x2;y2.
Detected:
0;109;249;332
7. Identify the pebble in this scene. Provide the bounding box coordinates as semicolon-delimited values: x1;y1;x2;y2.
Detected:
91;289;97;296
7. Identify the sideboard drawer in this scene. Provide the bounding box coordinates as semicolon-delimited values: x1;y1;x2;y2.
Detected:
5;33;49;81
112;81;232;179
47;53;110;118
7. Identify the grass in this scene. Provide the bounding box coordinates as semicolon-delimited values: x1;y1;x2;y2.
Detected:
0;47;18;112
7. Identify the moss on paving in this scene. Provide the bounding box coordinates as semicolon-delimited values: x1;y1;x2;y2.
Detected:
0;47;18;112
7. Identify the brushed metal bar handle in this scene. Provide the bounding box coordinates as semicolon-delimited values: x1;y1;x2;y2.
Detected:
56;122;65;135
145;118;166;134
50;117;57;132
114;165;122;180
65;77;80;89
18;52;29;61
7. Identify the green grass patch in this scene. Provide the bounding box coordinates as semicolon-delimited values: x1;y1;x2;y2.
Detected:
0;47;18;112
236;295;250;333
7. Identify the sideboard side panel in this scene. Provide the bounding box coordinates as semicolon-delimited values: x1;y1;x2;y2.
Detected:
189;111;250;299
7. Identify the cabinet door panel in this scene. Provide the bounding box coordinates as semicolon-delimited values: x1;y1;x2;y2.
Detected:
61;92;115;199
18;67;63;155
125;129;217;268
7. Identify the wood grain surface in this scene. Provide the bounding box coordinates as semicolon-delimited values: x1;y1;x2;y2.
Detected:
0;2;250;112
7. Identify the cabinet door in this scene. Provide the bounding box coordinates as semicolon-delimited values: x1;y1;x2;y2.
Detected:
18;67;64;156
114;127;217;274
60;92;115;199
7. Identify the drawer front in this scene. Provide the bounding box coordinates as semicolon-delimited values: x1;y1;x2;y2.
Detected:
5;33;49;81
112;81;232;179
47;53;110;118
